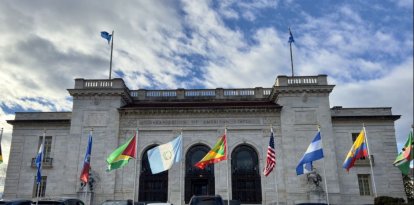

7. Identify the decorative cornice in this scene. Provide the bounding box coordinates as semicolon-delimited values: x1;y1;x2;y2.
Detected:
119;106;281;115
268;85;335;101
7;119;71;125
275;85;335;94
331;115;401;121
67;88;133;103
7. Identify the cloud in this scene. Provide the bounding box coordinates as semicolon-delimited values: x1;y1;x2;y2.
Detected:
330;57;413;148
214;0;278;21
0;109;14;166
390;0;413;9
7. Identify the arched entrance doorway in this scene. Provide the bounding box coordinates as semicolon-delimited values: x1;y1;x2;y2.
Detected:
231;145;262;204
138;145;168;202
185;144;215;203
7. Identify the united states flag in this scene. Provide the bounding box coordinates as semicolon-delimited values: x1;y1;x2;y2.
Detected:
263;129;276;176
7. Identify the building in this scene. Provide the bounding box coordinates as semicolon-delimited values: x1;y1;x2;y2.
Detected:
4;75;406;205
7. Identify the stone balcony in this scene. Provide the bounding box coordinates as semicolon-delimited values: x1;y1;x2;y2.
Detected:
129;87;273;101
70;74;331;102
275;74;328;86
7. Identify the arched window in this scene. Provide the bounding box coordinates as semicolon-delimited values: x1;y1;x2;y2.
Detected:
139;145;168;202
231;145;262;204
185;145;215;203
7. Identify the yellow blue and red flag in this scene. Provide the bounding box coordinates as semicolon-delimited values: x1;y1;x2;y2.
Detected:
343;129;368;171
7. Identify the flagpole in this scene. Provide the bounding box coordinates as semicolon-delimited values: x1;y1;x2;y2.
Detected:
180;129;183;205
85;129;93;205
411;125;414;172
89;129;93;205
109;30;114;80
0;128;3;164
289;27;294;77
318;125;330;205
271;126;279;205
36;129;46;205
225;127;230;205
363;124;377;197
83;129;87;205
133;123;139;202
0;128;3;158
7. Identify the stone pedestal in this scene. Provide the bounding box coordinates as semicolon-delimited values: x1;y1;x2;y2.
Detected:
77;191;94;205
294;185;327;205
307;188;326;203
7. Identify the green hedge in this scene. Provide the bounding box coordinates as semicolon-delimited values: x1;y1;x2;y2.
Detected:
374;196;407;205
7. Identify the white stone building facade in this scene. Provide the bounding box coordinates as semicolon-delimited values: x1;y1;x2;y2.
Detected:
4;75;406;205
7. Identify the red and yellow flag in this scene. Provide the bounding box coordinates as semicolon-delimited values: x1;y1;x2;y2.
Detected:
195;134;227;169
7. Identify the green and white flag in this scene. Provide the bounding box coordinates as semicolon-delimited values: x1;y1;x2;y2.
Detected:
393;130;413;175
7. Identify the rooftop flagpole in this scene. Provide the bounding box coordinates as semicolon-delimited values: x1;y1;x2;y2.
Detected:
288;27;295;77
109;30;114;80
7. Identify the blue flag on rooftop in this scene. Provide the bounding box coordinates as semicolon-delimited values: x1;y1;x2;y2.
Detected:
296;131;324;175
35;142;44;184
288;28;295;43
101;31;112;44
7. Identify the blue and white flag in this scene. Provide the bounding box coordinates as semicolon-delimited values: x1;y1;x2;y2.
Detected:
35;142;44;184
288;28;295;43
296;131;324;175
100;31;112;44
148;134;183;174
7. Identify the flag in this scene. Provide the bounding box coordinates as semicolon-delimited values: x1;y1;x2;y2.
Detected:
393;130;413;175
0;128;3;164
147;134;183;174
101;31;112;44
0;144;2;164
263;129;276;176
80;132;93;183
106;133;136;171
343;129;368;171
195;134;227;169
296;131;324;175
288;28;295;43
35;141;44;184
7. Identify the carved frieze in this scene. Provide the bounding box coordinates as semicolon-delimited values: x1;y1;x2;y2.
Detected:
120;118;265;128
294;110;317;125
83;111;108;127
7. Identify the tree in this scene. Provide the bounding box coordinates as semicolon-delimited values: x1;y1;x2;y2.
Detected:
403;175;413;203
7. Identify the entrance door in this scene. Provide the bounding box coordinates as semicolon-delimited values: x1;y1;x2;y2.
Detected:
231;145;262;204
192;179;209;196
139;145;168;202
185;145;215;203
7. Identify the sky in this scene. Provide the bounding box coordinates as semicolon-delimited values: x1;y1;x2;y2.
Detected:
0;0;413;173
